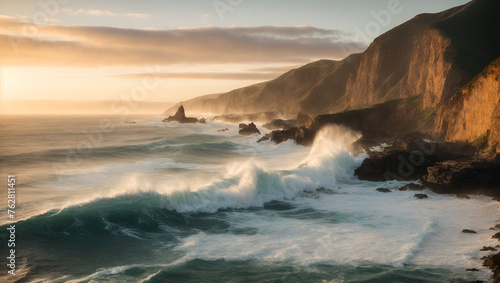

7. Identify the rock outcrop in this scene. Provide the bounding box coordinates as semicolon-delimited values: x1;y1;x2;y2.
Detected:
483;252;500;283
422;160;500;197
354;137;471;180
162;105;199;123
238;123;261;136
257;126;316;146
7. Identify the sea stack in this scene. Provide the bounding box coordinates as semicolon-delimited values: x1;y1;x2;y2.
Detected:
163;105;199;123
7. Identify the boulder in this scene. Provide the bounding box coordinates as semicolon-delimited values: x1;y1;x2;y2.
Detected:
239;123;261;136
414;194;429;199
376;188;391;193
462;229;477;234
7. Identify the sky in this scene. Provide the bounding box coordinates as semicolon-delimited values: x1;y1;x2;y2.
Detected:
0;0;470;104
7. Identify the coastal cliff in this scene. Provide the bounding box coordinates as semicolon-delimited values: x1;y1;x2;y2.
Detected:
164;0;500;116
434;58;500;148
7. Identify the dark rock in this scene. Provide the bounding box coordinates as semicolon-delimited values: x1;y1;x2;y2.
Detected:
354;136;500;200
422;160;500;197
491;224;500;230
199;118;207;124
482;252;500;283
493;232;500;240
266;126;316;146
269;128;297;144
466;268;480;272
355;138;470;182
376;188;392;193
163;105;199;123
414;194;429;199
456;194;470;199
239;123;261;136
398;183;425;191
257;134;271;143
217;128;229;132
295;126;316;146
481;246;498;251
462;229;477;234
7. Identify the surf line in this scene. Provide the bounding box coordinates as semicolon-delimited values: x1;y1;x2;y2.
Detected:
6;175;16;276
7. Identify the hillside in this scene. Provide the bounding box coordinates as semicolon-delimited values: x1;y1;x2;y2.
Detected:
164;54;360;115
165;0;500;116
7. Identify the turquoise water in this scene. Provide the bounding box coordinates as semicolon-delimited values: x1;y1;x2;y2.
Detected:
0;115;498;282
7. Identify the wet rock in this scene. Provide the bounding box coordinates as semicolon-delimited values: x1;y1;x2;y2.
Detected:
398;183;425;191
423;161;500;197
257;134;270;143
199;118;207;124
466;268;480;272
491;224;500;230
239;122;261;136
493;232;500;240
265;126;316;146
414;193;429;199
217;128;229;132
482;252;500;282
481;246;498;251
462;229;477;234
376;188;392;193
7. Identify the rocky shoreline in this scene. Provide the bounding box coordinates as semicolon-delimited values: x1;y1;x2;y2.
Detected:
259;117;500;281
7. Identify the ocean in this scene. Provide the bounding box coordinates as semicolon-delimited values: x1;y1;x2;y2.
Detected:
0;115;498;282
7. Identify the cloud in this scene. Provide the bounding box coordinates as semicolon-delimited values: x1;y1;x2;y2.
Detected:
0;16;367;68
62;9;151;18
115;72;281;80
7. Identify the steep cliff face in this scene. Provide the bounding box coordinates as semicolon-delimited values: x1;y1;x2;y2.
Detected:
408;0;500;109
489;101;500;154
346;0;500;111
406;28;461;109
434;58;500;145
343;13;438;109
